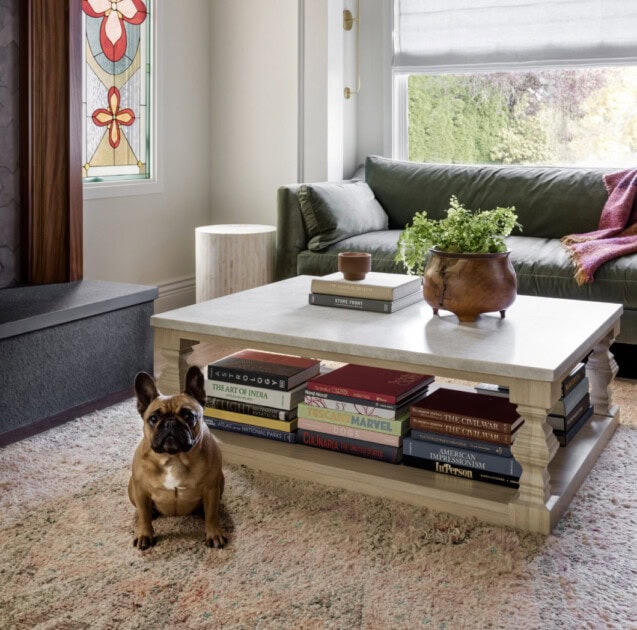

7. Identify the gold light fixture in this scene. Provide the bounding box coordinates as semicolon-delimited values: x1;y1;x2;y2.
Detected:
343;0;360;99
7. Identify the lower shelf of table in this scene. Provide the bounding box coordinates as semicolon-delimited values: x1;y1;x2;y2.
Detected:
209;410;619;533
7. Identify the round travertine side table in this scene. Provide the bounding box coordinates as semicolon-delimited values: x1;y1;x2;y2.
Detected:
195;224;276;302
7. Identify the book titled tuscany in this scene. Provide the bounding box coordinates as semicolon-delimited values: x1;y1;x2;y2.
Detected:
207;349;321;391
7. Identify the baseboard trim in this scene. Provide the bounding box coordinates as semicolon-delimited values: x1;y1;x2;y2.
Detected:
154;275;196;313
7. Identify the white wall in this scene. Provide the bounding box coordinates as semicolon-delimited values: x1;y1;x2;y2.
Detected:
82;0;388;312
83;0;213;312
209;0;299;225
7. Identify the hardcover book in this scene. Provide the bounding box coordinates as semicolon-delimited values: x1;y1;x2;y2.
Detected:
297;403;409;437
403;437;522;477
298;417;402;447
410;388;524;434
403;455;520;488
548;377;589;417
553;405;594;446
561;362;586;397
305;363;434;405
205;396;297;421
409;429;513;458
409;416;517;445
308;290;422;314
297;428;403;464
203;407;298;433
303;390;423;420
548;393;591;432
205;416;297;444
310;271;422;301
204;378;306;410
207;349;321;391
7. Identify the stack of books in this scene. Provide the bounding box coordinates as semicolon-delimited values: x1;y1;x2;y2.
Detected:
404;388;524;488
297;363;434;463
203;349;322;443
308;271;423;314
475;362;592;446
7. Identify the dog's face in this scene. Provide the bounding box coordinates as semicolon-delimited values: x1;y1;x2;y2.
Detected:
134;366;207;455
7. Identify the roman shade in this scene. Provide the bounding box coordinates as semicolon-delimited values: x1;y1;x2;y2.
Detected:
393;0;637;70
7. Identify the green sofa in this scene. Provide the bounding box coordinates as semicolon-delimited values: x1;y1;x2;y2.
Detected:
276;155;637;347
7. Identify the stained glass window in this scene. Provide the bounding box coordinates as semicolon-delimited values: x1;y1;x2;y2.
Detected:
81;0;152;182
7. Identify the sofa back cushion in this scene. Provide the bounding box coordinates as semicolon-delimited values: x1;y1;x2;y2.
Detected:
365;155;610;239
298;180;389;251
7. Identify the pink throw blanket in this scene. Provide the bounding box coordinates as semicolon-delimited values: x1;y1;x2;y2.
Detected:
561;168;637;285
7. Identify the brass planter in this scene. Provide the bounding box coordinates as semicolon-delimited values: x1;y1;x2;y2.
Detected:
423;249;517;322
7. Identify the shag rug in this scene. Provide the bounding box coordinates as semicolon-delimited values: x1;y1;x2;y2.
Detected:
1;380;636;630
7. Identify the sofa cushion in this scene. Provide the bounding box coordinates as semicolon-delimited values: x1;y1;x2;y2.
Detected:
365;155;611;239
298;181;389;251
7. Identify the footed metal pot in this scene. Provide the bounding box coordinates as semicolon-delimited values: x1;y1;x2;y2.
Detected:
423;248;517;323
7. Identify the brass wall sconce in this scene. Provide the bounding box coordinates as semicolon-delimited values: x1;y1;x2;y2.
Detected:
343;0;360;99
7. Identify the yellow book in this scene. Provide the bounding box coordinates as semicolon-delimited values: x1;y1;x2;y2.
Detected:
204;407;298;432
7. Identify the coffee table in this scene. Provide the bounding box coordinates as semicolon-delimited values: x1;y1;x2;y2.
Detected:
151;276;622;534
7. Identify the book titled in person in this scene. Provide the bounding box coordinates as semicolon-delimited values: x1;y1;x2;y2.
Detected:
207;349;321;391
310;271;422;301
410;388;524;434
305;363;434;405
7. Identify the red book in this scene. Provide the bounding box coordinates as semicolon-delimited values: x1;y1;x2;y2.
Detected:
410;388;524;434
305;364;434;405
208;349;321;391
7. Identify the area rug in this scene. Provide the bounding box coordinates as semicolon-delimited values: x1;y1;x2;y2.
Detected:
1;380;635;630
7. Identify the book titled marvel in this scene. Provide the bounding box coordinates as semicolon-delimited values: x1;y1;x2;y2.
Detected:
297;428;402;464
305;363;433;405
410;388;524;434
207;349;321;391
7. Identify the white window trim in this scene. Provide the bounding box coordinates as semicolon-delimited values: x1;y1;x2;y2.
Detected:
83;2;162;200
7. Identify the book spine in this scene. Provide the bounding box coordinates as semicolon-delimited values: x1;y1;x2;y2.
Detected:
207;364;292;391
303;388;402;411
297;428;402;464
305;382;398;405
298;417;401;447
409;429;513;457
403;455;519;488
561;362;586;397
550;377;589;416
303;392;403;419
204;408;297;432
309;293;395;313
553;406;594;447
403;437;522;476
548;393;591;432
204;379;304;410
310;280;396;301
409;416;515;445
409;406;517;434
205;396;296;421
297;403;408;436
205;416;297;444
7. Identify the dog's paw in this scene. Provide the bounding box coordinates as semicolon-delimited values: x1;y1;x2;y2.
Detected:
205;532;227;548
133;534;156;550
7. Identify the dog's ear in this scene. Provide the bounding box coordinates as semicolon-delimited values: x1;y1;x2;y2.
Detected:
135;372;160;416
184;366;206;406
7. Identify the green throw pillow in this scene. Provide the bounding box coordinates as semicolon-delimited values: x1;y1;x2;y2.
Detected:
298;181;389;251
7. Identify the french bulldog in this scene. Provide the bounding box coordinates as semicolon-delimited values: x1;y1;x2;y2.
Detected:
128;365;227;550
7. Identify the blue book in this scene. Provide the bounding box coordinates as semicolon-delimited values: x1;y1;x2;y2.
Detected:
553;405;594;447
205;416;297;444
403;437;522;477
409;429;513;458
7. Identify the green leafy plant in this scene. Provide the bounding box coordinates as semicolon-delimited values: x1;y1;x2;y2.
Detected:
395;196;521;275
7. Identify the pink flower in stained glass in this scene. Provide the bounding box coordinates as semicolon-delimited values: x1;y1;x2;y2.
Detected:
82;0;147;62
92;86;136;148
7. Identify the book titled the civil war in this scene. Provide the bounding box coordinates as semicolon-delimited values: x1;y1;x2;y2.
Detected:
208;349;321;391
